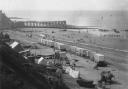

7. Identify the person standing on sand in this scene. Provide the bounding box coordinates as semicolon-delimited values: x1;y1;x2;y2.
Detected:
70;59;78;70
56;67;63;87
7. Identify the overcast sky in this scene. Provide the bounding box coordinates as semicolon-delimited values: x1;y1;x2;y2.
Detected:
0;0;128;11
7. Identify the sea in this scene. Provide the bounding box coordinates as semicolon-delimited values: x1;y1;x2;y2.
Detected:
4;10;128;30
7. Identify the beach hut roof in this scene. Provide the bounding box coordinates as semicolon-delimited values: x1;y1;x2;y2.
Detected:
10;41;19;48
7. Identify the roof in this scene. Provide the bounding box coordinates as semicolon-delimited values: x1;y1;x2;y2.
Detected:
38;57;44;64
95;53;104;56
10;41;19;48
30;48;54;56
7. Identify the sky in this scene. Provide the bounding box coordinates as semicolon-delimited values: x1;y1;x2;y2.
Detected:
0;0;128;11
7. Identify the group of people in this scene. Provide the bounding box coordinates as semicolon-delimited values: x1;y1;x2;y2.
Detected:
100;71;114;84
95;70;115;89
26;33;32;38
0;32;10;41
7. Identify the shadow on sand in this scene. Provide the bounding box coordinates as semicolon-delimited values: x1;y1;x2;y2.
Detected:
109;80;122;85
76;77;121;89
75;65;85;68
76;78;95;88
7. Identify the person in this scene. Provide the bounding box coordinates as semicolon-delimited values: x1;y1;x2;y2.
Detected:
55;50;60;59
4;33;10;39
52;36;55;41
70;60;76;70
98;71;107;89
0;32;3;40
56;68;62;86
107;71;114;84
100;71;114;85
100;71;107;83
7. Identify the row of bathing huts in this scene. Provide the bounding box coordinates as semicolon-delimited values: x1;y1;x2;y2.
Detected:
40;38;105;64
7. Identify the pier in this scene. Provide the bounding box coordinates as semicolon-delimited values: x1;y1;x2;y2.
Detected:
14;20;67;29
